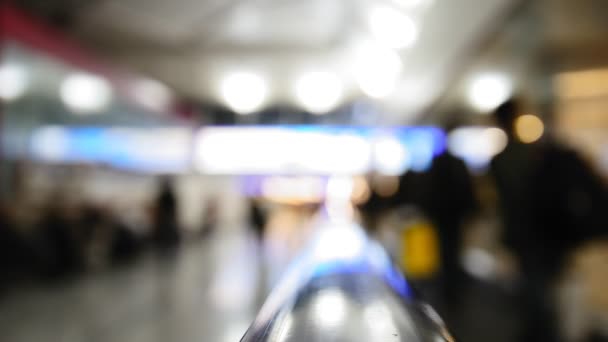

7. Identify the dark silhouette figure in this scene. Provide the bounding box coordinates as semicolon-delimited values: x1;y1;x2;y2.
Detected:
248;199;266;242
200;198;219;238
0;204;35;287
424;146;477;310
153;176;180;249
38;204;82;277
490;98;607;342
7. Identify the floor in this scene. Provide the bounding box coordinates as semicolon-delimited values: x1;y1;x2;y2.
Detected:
2;221;604;342
0;229;265;342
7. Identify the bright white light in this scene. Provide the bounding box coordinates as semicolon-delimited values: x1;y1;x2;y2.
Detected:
194;128;371;175
325;176;356;220
132;78;173;112
294;71;343;114
468;73;512;112
311;224;366;264
312;289;348;327
221;71;267;114
60;72;112;113
301;134;371;174
369;6;418;49
354;46;403;98
448;126;508;171
373;136;410;175
326;176;354;201
30;126;69;161
0;63;28;101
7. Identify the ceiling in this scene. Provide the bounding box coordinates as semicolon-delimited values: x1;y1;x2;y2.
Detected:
427;0;608;124
18;0;516;123
17;0;608;124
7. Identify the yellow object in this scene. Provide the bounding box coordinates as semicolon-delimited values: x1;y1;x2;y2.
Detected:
400;221;440;278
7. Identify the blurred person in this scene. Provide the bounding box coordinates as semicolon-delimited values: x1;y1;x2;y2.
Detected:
424;126;478;312
152;176;180;249
37;197;83;277
490;98;608;342
358;174;395;233
248;198;267;243
200;197;219;238
109;218;141;264
0;202;36;287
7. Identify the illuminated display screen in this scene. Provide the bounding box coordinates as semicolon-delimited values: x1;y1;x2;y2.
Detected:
29;125;447;175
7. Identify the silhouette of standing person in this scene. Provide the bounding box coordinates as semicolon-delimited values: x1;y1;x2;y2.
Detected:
424;130;477;311
490;98;607;342
153;176;180;249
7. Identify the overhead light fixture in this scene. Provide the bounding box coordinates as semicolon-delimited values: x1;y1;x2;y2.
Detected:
354;46;403;98
368;6;418;49
467;73;512;113
60;72;113;114
132;78;173;112
294;71;343;114
0;63;29;102
220;71;268;115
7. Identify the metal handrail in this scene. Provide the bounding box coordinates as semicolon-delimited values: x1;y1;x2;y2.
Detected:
240;218;454;342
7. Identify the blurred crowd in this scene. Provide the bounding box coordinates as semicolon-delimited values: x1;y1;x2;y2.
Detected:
1;98;607;341
0;175;189;288
360;98;608;342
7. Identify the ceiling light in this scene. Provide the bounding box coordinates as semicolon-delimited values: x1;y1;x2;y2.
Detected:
220;71;267;114
468;73;512;113
0;63;28;101
354;46;403;98
60;72;113;114
294;71;343;114
369;6;418;49
132;78;173;112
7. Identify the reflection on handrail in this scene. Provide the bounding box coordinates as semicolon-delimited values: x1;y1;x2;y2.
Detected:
241;217;454;342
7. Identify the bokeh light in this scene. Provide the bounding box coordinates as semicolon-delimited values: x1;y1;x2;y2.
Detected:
294;71;343;114
373;136;411;175
368;6;418;49
220;71;268;114
354;45;403;98
515;114;544;143
0;63;29;101
468;73;512;112
60;72;113;114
